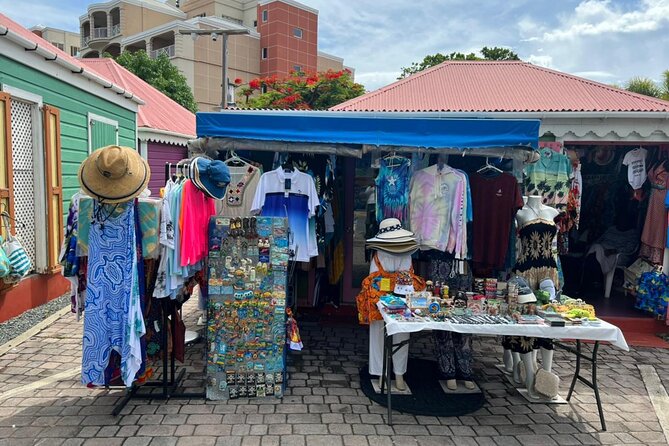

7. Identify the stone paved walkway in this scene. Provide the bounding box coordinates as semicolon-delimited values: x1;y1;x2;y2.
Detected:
1;298;668;446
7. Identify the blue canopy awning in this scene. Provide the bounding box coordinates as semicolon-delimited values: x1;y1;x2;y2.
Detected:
196;111;540;152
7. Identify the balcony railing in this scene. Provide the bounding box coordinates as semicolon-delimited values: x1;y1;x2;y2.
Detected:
110;24;121;37
150;44;175;59
92;27;108;39
82;36;91;47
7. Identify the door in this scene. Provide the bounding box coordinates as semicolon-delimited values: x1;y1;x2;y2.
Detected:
342;154;377;304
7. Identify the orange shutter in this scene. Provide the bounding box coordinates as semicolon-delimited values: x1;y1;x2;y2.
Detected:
0;92;15;238
43;105;63;272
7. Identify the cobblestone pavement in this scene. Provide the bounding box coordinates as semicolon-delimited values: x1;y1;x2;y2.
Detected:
0;298;668;446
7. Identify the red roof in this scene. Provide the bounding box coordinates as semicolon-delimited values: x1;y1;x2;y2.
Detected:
0;13;140;102
332;61;669;113
81;59;196;137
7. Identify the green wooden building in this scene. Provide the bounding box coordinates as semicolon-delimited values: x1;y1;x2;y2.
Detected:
0;13;143;322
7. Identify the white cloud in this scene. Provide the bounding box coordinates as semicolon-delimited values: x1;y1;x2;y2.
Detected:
0;0;82;32
527;54;553;67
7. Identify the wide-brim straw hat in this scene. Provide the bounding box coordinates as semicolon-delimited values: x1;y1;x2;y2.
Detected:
366;242;419;255
78;145;150;204
366;218;414;242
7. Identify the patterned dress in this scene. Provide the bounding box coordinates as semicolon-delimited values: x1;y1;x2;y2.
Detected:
375;157;411;225
635;270;669;319
515;219;560;290
81;201;145;387
640;164;668;265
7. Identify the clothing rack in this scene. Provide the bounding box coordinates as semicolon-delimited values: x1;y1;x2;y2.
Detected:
112;298;204;415
113;168;207;415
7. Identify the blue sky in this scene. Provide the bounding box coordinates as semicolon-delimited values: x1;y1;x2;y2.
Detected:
2;0;668;91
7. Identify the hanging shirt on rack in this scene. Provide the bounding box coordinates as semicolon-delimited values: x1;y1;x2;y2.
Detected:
470;172;523;270
180;179;216;267
524;148;572;210
251;167;319;262
409;164;467;255
375;157;411;225
216;164;260;217
622;147;648;190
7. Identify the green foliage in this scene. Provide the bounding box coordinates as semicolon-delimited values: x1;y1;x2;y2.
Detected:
239;69;365;110
661;70;669;101
625;76;662;98
399;46;520;79
114;50;198;113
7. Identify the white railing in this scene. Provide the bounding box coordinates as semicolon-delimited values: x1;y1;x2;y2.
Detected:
110;24;121;37
92;27;108;39
82;36;91;47
150;44;175;59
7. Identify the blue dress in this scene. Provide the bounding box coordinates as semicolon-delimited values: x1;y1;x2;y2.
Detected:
375;157;411;225
82;201;145;387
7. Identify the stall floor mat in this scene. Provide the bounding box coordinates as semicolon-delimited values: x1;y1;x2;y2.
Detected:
370;379;413;395
439;380;481;394
517;388;568;404
359;358;485;417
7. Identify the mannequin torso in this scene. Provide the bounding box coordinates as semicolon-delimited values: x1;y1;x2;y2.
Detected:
516;196;559;228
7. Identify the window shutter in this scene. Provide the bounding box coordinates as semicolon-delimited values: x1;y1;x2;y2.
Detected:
90;119;117;151
0;92;15;238
43;105;63;272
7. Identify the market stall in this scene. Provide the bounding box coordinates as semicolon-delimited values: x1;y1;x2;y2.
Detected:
186;110;630;425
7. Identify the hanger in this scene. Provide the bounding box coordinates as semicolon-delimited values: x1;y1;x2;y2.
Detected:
382;151;407;168
477;157;503;175
282;154;294;173
225;150;251;167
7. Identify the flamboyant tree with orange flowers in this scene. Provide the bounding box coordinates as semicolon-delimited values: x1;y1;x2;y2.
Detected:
234;69;365;110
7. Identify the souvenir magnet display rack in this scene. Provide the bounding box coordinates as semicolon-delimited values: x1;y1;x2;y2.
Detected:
206;216;289;400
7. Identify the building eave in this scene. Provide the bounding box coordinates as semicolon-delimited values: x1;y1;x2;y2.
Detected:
138;127;194;146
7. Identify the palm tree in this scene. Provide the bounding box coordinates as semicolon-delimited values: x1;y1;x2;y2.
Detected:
625;76;662;98
661;70;669;101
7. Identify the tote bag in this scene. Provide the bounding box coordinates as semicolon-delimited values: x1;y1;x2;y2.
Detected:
0;235;11;278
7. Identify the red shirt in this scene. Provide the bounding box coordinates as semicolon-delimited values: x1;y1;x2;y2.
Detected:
470;172;523;270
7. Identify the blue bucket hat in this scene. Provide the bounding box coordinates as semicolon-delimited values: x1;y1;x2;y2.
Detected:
191;157;230;200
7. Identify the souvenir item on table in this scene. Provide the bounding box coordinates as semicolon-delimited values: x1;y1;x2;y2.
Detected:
394;270;415;295
379;294;407;310
285;308;303;351
484;278;497;299
508;275;536;304
405;291;431;313
206;216;288;400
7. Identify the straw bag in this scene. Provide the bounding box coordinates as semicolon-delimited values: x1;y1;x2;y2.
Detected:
534;369;560;399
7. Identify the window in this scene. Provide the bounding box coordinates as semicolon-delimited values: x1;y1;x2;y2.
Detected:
51;42;64;51
253;20;258;27
196;12;206;17
262;48;268;59
262;10;268;22
70;46;79;57
293;65;302;73
293;28;303;38
88;113;119;153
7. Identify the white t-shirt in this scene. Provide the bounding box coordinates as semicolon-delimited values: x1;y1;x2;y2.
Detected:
251;168;319;262
622;148;648;190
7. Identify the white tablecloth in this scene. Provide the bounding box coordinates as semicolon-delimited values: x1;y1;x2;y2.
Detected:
377;303;629;351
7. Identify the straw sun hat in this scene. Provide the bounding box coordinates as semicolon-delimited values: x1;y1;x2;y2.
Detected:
78;145;150;204
366;218;418;255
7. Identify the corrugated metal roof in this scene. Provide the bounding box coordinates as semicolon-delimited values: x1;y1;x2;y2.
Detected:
81;58;195;138
332;61;669;113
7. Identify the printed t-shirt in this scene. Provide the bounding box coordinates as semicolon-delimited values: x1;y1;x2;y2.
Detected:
470;172;523;270
216;164;260;217
622;148;648;190
524;148;572;209
251;168;319;262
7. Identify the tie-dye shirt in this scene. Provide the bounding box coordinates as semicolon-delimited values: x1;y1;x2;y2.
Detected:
410;165;469;256
375;157;411;225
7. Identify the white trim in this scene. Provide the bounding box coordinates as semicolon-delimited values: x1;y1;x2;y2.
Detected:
80;0;186;22
258;0;319;15
138;128;194;146
121;16;258;46
0;85;43;108
88;112;120;153
0;34;141;111
139;139;148;159
3;86;48;273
